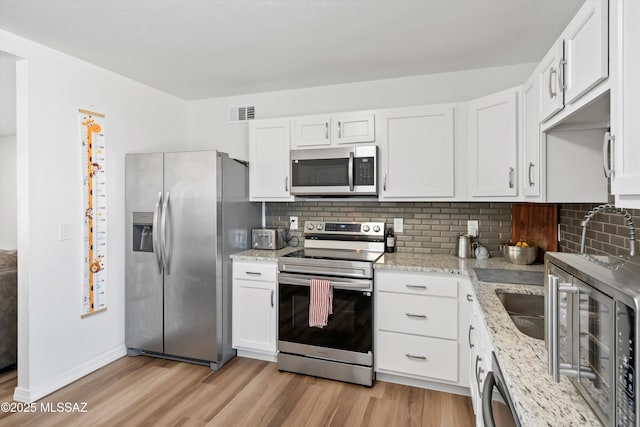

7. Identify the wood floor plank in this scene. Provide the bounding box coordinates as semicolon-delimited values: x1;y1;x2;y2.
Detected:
0;356;476;426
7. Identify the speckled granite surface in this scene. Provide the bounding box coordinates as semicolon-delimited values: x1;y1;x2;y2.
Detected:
375;253;602;426
230;246;300;262
374;252;544;274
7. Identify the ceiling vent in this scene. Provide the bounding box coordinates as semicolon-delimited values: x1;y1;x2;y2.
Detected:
229;105;256;123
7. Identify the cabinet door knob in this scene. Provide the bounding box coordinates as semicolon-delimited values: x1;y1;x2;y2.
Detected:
558;58;566;91
549;66;557;98
603;132;614;178
528;162;535;187
466;294;473;302
405;353;427;361
405;313;427;319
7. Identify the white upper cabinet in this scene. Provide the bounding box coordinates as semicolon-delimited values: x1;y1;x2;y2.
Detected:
249;119;294;201
292;116;332;147
610;0;640;206
333;112;375;145
563;0;609;105
291;112;375;148
522;74;541;198
379;105;455;199
468;88;518;197
539;39;565;122
540;0;608;123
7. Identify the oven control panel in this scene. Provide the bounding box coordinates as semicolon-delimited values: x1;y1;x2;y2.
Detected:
304;221;384;236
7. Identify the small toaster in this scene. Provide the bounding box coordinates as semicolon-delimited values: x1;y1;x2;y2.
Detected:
251;228;287;250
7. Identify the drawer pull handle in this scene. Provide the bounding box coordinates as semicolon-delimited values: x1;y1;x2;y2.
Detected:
405;313;427;319
405;284;427;290
405;353;427;361
246;271;262;276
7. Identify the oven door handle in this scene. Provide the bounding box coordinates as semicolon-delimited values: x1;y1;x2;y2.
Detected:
278;272;372;291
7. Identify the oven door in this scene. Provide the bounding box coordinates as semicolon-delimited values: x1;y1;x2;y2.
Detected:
290;146;377;196
278;272;373;365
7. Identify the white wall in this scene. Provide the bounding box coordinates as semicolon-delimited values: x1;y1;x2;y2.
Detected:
186;62;536;160
0;30;189;402
0;134;17;249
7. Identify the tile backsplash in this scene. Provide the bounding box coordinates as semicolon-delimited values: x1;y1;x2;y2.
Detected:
266;201;512;256
265;201;639;258
559;204;640;257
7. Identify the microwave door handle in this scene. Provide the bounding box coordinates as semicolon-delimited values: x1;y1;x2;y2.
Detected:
558;283;581;380
348;151;354;191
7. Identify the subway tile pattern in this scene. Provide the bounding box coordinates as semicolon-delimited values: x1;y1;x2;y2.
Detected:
266;202;512;256
559;203;640;257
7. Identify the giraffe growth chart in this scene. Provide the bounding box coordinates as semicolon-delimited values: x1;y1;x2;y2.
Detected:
80;109;107;317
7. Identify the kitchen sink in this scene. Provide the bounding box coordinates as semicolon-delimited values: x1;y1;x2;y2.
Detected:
495;290;544;340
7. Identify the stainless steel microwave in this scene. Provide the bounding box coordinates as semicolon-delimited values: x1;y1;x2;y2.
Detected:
545;252;640;426
290;145;377;196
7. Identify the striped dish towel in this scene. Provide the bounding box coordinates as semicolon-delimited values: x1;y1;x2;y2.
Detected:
309;279;333;328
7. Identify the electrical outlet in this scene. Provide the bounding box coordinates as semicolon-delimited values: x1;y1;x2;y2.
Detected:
59;222;71;241
393;218;403;233
290;216;298;230
467;220;479;237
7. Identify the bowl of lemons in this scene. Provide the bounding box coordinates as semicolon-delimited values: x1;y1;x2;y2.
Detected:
502;241;538;265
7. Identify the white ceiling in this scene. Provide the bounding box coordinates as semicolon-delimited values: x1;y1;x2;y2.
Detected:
0;0;584;102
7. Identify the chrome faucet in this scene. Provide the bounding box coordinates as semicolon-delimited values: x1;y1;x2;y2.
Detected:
580;203;637;256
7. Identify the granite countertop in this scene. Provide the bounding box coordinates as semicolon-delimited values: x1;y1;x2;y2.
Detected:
230;246;300;262
376;252;601;426
374;252;544;274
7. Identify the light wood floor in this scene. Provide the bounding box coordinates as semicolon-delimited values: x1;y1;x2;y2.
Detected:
0;356;475;426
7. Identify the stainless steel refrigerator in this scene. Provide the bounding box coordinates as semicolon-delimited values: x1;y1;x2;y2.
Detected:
125;151;260;369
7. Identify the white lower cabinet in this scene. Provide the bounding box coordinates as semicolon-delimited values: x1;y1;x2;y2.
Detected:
374;270;472;392
376;331;458;382
232;260;278;361
468;294;493;426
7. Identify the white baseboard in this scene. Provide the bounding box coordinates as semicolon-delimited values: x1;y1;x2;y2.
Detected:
13;345;127;403
376;372;471;397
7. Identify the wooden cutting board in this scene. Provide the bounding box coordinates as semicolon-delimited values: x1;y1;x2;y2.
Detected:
511;203;558;264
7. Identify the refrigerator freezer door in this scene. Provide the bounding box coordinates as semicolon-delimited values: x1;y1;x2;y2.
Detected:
125;153;164;353
163;151;219;361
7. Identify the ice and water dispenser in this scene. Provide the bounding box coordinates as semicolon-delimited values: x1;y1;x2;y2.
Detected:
132;212;154;252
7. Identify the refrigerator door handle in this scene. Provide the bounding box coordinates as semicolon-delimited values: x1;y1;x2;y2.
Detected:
152;192;163;274
161;192;170;274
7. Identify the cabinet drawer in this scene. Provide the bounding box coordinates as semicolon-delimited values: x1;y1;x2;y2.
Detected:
233;261;277;282
377;292;457;339
376;331;458;382
375;271;459;298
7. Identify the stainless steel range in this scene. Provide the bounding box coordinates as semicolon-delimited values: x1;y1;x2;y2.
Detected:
277;221;385;386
